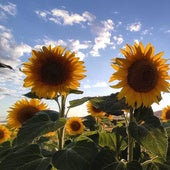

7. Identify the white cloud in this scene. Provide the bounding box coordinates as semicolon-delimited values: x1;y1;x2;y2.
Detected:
36;9;95;26
0;25;32;99
0;2;16;19
93;81;108;88
113;35;124;45
34;38;90;60
90;19;114;56
126;22;141;32
0;25;32;67
83;81;108;89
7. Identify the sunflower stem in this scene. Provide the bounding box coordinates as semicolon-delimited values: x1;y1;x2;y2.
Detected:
127;108;134;162
57;95;67;150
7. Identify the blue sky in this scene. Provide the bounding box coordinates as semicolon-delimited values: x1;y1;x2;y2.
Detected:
1;0;170;120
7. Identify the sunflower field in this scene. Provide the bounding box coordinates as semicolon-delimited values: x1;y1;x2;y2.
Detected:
0;42;170;170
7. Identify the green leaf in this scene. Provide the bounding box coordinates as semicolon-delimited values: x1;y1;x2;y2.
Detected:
0;62;13;70
52;140;98;170
90;147;117;170
134;107;154;123
99;132;127;152
129;122;168;161
142;161;170;170
0;144;51;170
69;96;93;108
24;91;42;99
90;93;129;116
83;115;96;131
69;89;83;94
0;141;12;162
16;110;66;145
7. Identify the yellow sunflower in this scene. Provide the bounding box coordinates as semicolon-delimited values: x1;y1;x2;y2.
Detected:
22;45;86;98
65;117;84;135
109;42;170;108
87;101;105;117
7;98;48;128
161;105;170;122
0;125;11;144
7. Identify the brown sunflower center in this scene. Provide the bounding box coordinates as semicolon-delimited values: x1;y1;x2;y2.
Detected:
92;106;102;113
40;58;71;85
17;107;39;124
165;110;170;120
0;130;4;139
127;59;158;92
70;121;81;131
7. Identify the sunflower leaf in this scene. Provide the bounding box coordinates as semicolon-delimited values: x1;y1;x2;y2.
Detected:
69;96;94;108
90;93;129;115
69;89;84;94
0;144;51;170
15;110;66;145
52;139;98;170
0;62;13;70
129;122;168;161
98;132;127;152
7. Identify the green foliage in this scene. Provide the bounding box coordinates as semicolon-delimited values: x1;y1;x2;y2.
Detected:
90;93;129;116
0;144;51;170
15;110;66;145
52;139;98;170
129;121;168;161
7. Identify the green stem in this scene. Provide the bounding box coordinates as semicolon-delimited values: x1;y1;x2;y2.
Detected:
127;108;134;162
57;95;67;150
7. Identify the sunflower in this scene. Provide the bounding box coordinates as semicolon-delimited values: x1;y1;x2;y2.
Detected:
161;105;170;122
109;42;170;108
7;98;48;128
0;125;11;144
22;45;86;98
87;101;105;117
65;117;84;135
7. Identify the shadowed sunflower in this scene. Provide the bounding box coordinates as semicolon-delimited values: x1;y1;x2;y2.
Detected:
0;125;11;144
87;101;105;117
161;105;170;122
7;98;48;128
65;117;84;135
22;45;86;98
109;42;170;108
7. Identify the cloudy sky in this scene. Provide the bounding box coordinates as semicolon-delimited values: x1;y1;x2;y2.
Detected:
1;0;170;120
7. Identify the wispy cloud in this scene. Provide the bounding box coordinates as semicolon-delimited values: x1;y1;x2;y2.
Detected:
0;2;17;19
0;25;32;67
36;9;95;26
34;38;90;60
83;81;108;89
90;19;114;56
0;25;32;99
126;22;142;32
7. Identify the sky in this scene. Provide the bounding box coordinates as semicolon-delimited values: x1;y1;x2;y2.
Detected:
1;0;170;121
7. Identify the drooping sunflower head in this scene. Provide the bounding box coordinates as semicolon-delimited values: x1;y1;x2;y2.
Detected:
161;105;170;122
65;117;84;136
109;42;170;108
7;98;48;129
22;45;86;98
87;101;105;117
0;125;11;144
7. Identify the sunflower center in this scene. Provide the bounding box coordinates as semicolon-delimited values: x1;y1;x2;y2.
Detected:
17;107;39;124
40;59;71;85
0;130;4;139
70;121;81;131
127;59;158;92
165;110;170;120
